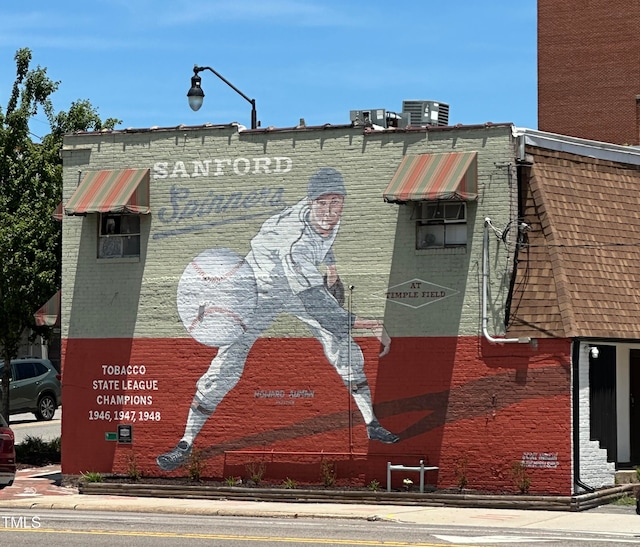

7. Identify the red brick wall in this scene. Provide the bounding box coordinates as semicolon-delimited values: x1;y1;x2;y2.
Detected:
538;0;640;145
61;336;572;495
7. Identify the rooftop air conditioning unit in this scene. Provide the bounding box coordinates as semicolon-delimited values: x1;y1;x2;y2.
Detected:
350;109;410;129
402;100;450;127
350;108;387;127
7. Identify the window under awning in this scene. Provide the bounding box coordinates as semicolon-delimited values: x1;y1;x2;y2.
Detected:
34;290;60;327
64;168;151;215
383;151;478;203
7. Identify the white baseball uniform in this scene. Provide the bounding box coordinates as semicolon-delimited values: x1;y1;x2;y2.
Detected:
192;199;368;413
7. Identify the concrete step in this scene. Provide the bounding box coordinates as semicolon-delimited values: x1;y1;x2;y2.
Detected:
616;470;638;484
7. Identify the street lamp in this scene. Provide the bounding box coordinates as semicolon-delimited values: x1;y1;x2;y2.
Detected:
187;65;259;129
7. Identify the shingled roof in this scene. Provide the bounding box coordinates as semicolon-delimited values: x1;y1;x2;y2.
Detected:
508;144;640;340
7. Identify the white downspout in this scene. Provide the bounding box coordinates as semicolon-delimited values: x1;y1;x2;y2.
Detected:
482;218;531;344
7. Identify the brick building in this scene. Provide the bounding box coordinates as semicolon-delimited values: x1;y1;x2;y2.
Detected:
538;0;640;145
58;118;640;495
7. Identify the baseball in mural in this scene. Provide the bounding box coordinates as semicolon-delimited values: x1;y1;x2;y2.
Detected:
177;248;257;347
158;166;398;473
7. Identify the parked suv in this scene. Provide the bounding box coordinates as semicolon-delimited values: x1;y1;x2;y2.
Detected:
0;358;61;421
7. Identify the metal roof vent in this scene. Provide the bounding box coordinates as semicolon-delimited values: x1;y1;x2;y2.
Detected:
402;100;449;127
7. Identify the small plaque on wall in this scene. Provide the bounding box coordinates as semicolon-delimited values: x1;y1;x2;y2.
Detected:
117;424;133;444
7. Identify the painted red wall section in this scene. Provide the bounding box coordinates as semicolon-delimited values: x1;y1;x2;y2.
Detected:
61;336;571;494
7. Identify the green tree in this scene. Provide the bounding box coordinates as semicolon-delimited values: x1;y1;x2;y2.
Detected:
0;48;120;422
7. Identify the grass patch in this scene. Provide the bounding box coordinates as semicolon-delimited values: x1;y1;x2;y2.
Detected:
612;494;636;506
80;471;103;483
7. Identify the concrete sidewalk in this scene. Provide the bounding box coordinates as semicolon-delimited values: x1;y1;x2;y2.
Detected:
1;465;638;537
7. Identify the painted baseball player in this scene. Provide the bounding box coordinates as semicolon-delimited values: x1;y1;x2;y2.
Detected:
157;167;398;472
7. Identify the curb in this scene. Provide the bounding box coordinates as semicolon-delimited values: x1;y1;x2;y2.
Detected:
2;499;371;519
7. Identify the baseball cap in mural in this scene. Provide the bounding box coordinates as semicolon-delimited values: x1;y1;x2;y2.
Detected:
307;167;347;200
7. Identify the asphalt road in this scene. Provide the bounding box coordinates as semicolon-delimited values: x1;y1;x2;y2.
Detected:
0;509;638;546
9;408;61;444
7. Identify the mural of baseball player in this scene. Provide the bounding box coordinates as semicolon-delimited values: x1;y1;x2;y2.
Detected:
158;167;398;472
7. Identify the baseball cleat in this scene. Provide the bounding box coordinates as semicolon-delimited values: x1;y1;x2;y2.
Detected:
156;440;192;471
367;420;400;443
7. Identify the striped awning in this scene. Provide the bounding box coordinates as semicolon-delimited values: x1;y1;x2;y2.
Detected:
64;168;151;215
52;202;63;221
383;151;478;203
34;290;60;327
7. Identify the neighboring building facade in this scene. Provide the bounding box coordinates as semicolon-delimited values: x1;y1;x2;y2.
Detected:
509;130;640;487
538;0;640;145
61;120;637;496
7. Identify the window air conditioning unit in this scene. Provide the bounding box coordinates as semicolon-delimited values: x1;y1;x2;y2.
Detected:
402;100;450;127
350;109;410;128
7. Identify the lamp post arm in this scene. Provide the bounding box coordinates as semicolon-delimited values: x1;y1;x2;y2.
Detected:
194;65;258;129
194;66;252;105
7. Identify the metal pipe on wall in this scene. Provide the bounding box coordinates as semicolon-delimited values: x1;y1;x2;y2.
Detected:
482;218;531;345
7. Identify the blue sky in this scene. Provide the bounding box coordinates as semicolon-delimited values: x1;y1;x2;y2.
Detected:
0;1;537;136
